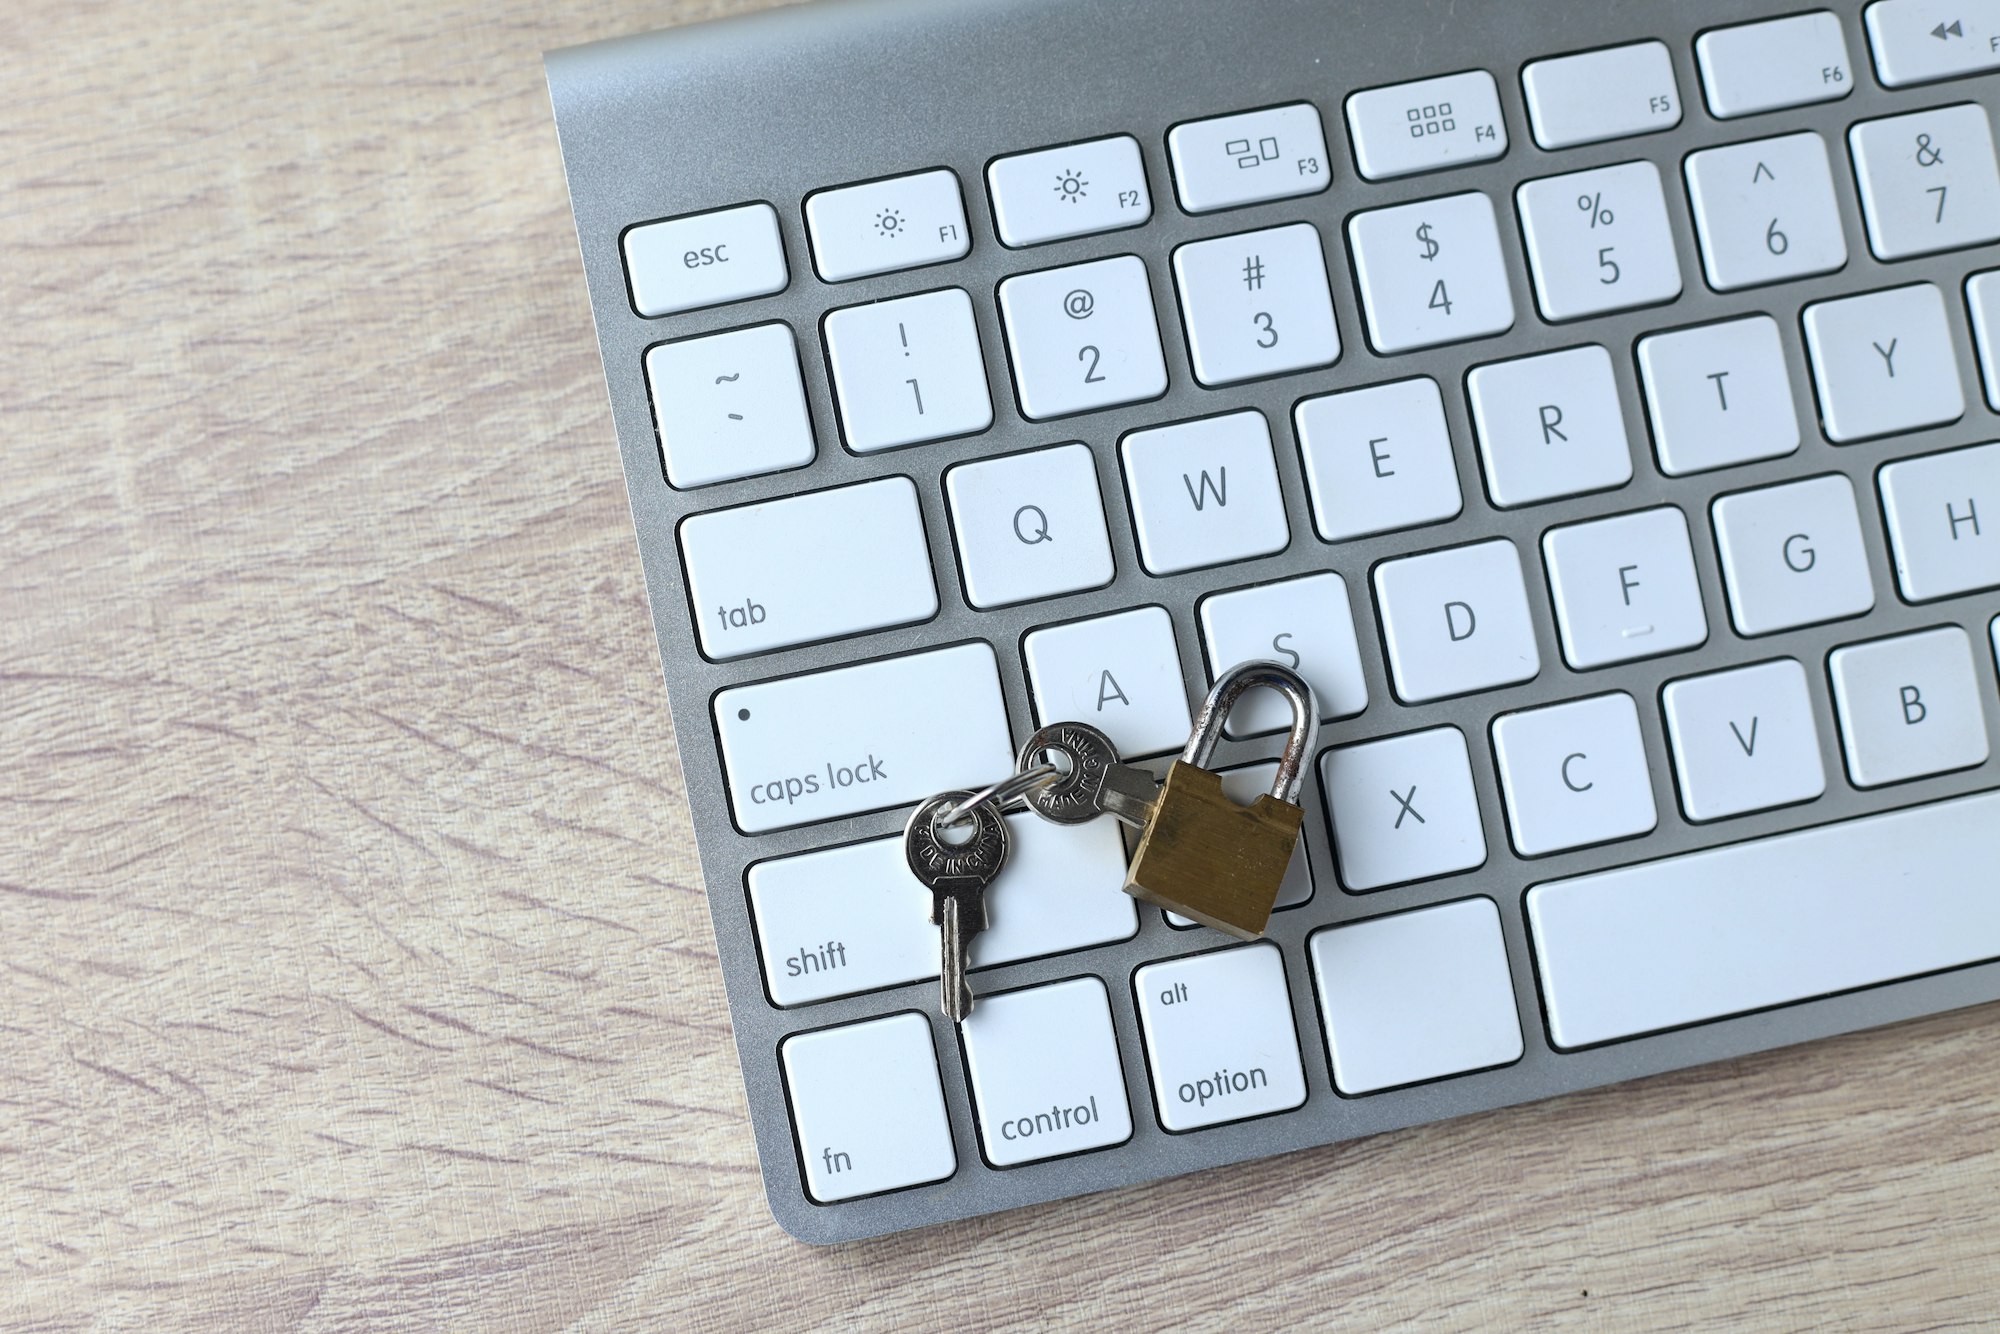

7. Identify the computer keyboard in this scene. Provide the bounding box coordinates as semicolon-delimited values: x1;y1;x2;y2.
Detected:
544;0;2000;1243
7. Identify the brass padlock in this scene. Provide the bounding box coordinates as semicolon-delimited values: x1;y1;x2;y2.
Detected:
1124;661;1319;941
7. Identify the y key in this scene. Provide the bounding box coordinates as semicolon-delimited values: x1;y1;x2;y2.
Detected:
904;792;1008;1022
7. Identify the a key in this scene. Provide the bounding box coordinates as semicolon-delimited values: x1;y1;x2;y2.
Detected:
904;791;1009;1022
1017;721;1159;827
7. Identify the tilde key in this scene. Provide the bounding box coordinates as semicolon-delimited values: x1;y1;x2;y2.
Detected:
903;791;1009;1021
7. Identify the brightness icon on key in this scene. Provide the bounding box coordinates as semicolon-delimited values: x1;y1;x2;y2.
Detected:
1054;168;1088;203
875;208;904;237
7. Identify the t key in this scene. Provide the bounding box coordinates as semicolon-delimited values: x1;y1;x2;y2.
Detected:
904;792;1009;1021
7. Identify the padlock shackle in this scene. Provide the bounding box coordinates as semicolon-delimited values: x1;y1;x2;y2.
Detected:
1182;660;1320;804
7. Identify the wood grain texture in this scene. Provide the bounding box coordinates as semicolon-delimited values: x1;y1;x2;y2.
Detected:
2;0;1997;1328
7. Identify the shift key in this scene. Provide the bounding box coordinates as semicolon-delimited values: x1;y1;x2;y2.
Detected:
681;476;938;660
715;642;1014;833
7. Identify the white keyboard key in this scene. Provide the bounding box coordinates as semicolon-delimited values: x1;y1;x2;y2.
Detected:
1344;70;1507;180
1172;223;1340;386
1135;943;1307;1130
1637;316;1801;475
749;815;1134;1007
645;322;815;488
1492;692;1657;856
1467;345;1633;507
1880;442;2000;600
1348;192;1515;354
1374;538;1540;703
1713;475;1876;635
1804;284;1965;443
1970;271;2000;411
988;135;1152;246
1830;626;1990;786
1023;605;1192;759
1198;573;1368;736
1528;791;2000;1048
1296;378;1462;541
1697;12;1856;118
945;443;1114;609
1865;0;2000;85
715;642;1011;834
1163;760;1315;926
1320;727;1487;891
999;255;1168;420
1522;41;1682;149
1311;898;1523;1095
1663;659;1828;822
1518;161;1681;321
1685;132;1848;291
962;977;1132;1166
805;169;971;281
681;477;937;660
781;1013;954;1203
1543;507;1707;670
1121;411;1289;576
1166;103;1331;213
825;288;992;451
1852;104;2000;261
623;201;787;317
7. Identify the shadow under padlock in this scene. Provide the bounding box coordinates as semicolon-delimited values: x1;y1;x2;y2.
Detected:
1121;662;1320;940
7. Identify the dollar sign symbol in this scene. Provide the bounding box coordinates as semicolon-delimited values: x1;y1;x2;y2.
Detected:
1415;222;1440;261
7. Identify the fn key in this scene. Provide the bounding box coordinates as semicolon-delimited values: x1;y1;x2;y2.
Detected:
782;1013;955;1203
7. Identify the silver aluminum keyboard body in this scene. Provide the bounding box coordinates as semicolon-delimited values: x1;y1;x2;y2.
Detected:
546;0;2000;1243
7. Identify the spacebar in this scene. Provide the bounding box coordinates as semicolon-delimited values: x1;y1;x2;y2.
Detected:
1525;792;2000;1049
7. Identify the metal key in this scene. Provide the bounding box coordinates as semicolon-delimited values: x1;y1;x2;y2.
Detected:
1016;722;1159;828
904;791;1008;1022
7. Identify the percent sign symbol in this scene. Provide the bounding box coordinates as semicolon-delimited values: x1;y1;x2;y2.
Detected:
1578;192;1614;228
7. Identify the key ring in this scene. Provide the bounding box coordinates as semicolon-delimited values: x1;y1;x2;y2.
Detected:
937;762;1063;830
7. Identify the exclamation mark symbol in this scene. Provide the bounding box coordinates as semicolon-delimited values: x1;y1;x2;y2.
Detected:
899;322;910;356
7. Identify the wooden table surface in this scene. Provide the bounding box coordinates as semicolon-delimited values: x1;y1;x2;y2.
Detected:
4;0;1999;1328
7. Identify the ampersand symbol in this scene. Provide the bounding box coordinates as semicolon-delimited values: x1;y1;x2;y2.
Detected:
1915;133;1944;168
